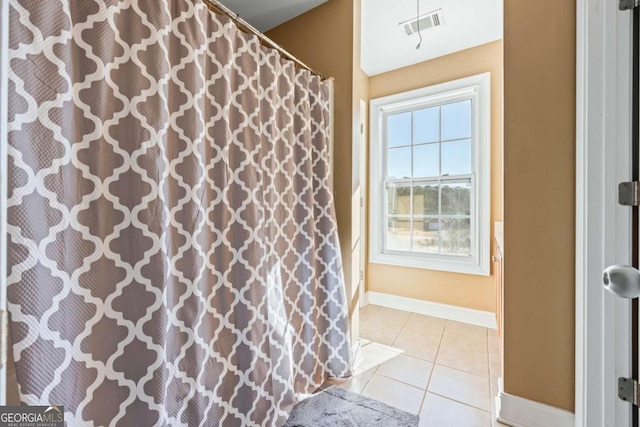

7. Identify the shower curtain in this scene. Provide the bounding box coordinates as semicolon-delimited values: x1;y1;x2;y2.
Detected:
6;0;351;425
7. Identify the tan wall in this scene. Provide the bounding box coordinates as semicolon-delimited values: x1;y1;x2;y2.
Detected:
367;40;504;313
267;0;356;309
503;1;576;412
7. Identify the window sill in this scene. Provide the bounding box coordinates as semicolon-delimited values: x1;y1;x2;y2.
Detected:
370;252;490;276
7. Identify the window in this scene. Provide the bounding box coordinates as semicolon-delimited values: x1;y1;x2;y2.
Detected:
369;73;490;275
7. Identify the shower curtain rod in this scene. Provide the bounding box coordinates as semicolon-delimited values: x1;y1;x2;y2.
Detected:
201;0;325;79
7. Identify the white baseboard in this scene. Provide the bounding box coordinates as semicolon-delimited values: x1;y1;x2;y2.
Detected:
362;291;369;307
495;379;575;427
366;291;497;329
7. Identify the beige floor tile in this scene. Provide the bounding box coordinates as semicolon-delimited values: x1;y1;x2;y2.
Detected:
376;353;433;389
360;304;380;316
487;328;498;340
441;325;487;354
428;365;491;412
358;338;372;346
488;329;499;349
360;309;410;346
419;393;493;427
436;339;489;377
407;313;447;329
375;306;413;321
446;321;488;336
489;342;501;360
361;374;425;415
360;322;404;346
355;341;403;374
358;308;503;421
489;352;502;381
489;377;499;415
392;329;442;361
359;305;379;330
489;335;500;361
338;367;376;394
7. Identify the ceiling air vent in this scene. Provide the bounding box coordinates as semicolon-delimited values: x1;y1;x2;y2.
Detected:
400;9;445;36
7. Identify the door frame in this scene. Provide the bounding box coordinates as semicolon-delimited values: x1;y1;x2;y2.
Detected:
576;0;634;425
358;99;367;308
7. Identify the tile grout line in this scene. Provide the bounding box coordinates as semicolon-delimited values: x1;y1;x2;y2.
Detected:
373;370;430;392
428;390;494;414
431;320;448;365
372;312;413;378
417;319;447;415
377;310;443;416
355;372;375;395
392;311;415;345
361;307;498;420
359;371;425;415
432;362;491;379
360;307;412;396
432;362;491;380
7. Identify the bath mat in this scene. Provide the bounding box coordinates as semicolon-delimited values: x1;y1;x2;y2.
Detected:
284;386;419;427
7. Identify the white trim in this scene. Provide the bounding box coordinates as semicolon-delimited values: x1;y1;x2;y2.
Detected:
0;0;10;406
358;99;367;309
366;291;496;329
369;73;491;276
496;380;575;427
576;0;633;425
362;292;369;306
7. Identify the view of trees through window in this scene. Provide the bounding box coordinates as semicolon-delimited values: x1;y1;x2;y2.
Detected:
384;99;473;257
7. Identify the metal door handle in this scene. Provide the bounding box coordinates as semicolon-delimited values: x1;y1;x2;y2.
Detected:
603;265;640;298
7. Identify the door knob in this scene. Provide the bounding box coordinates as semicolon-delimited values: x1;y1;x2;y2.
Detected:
603;265;640;298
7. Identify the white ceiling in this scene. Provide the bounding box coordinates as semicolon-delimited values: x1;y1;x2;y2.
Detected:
217;0;329;32
362;0;503;76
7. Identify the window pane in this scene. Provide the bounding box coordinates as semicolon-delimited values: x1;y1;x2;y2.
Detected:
386;217;412;252
413;106;439;144
441;100;472;141
387;183;411;215
387;147;412;179
413;183;439;216
387;112;412;147
441;218;471;256
413;217;439;254
441;181;471;215
441;139;471;176
413;144;439;178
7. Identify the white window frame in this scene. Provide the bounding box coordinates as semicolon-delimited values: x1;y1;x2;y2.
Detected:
369;73;491;276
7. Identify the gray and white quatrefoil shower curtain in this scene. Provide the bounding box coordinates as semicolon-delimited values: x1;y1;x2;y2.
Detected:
5;0;351;425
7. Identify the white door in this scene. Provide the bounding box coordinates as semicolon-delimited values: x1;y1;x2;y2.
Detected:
578;0;636;425
599;3;640;426
580;0;640;425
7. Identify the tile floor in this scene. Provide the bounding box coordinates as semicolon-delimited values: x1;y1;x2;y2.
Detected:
326;304;507;427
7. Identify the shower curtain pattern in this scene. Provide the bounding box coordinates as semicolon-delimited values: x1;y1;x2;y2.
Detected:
6;0;351;425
